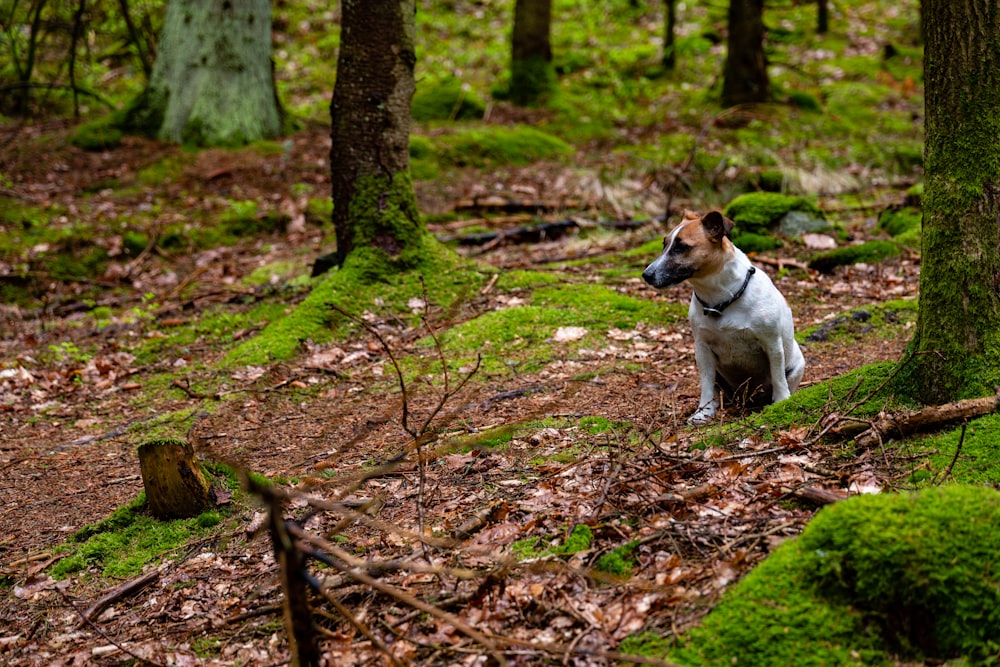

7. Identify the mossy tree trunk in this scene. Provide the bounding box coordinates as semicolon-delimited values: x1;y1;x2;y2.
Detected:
510;0;555;106
721;0;768;107
329;0;427;270
911;0;1000;403
123;0;282;146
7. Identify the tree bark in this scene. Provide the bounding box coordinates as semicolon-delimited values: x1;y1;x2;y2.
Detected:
330;0;425;269
510;0;555;106
662;0;678;70
913;0;1000;402
721;0;769;107
816;0;829;34
123;0;282;146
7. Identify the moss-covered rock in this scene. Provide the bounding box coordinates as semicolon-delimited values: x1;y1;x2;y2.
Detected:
731;231;783;252
723;192;825;235
412;77;486;121
665;485;1000;666
808;240;900;273
69;116;124;151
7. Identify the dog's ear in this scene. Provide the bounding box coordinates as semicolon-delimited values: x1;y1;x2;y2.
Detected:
701;211;735;242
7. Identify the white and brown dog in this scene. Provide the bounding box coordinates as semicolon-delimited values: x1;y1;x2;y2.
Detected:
642;210;805;423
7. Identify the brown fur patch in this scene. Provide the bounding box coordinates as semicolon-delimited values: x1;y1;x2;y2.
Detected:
674;217;733;279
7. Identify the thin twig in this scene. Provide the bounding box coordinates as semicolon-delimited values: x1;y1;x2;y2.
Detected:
58;587;169;667
934;421;967;485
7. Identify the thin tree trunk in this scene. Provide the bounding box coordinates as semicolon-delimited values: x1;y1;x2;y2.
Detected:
721;0;768;107
510;0;555;106
69;0;87;117
17;0;48;115
329;0;424;269
912;0;1000;402
118;0;154;79
662;0;677;70
817;0;828;34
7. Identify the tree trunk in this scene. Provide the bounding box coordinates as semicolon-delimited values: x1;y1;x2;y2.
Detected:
510;0;555;106
721;0;768;107
330;0;426;270
137;439;212;519
662;0;678;70
817;0;829;34
912;0;1000;402
123;0;282;146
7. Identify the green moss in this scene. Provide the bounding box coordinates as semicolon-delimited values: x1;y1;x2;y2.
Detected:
618;632;674;659
731;231;783;252
51;493;225;579
509;524;593;561
219;200;288;237
663;486;1000;666
746;361;914;430
510;536;546;560
578;416;625;435
723;192;825;235
436;125;573;167
914;414;1000;486
668;530;887;667
228;242;479;365
808;240;900;273
787;91;822;112
496;269;564;291
800;486;1000;660
532;283;670;330
878;207;921;238
556;524;594;555
69;116;124;151
595;540;638;577
412;77;485;121
409;135;441;180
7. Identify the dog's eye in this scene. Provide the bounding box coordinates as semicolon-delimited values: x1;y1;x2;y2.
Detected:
670;239;689;255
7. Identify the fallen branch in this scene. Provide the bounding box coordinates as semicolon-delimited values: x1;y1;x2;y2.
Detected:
854;393;1000;449
789;485;848;506
81;568;162;624
750;254;810;272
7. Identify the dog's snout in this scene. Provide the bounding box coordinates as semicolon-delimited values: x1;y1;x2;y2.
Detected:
641;265;656;285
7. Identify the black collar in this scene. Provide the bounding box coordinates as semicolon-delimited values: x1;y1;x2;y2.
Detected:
695;266;756;317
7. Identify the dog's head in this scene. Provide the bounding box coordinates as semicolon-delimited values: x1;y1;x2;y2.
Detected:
641;210;735;289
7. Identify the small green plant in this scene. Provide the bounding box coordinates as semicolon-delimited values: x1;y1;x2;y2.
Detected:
595;540;639;577
47;341;89;365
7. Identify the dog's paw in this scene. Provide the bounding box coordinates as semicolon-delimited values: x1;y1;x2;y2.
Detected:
687;409;716;425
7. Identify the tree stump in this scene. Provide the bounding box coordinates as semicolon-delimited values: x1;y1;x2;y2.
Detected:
137;438;212;519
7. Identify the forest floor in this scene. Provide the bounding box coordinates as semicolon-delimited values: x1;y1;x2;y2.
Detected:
0;120;922;666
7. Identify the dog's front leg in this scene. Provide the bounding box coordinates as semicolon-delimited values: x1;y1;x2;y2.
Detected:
690;337;720;424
